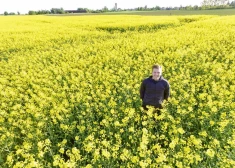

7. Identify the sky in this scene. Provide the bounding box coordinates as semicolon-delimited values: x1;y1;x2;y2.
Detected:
0;0;203;14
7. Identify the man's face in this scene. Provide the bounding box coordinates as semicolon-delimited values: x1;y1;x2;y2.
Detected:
152;68;162;79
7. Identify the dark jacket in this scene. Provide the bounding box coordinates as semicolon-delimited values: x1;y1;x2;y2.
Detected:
140;75;170;107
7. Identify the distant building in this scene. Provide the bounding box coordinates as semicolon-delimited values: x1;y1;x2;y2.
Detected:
64;10;87;13
115;3;117;11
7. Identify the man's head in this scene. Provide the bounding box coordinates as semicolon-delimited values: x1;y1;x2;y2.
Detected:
152;64;162;80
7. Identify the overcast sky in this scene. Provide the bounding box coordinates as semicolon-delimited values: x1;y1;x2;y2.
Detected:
0;0;203;14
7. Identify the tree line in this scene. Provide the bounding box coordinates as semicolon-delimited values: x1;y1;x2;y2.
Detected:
2;0;235;15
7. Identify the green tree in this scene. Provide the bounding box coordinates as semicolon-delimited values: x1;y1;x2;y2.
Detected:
201;0;230;8
102;6;109;12
155;6;161;10
230;0;235;6
193;5;199;10
28;11;36;15
50;8;65;14
77;8;89;13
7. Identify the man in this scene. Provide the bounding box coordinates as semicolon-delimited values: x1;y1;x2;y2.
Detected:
140;64;170;112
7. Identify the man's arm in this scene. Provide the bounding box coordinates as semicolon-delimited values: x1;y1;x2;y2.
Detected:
140;80;145;100
164;82;170;101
